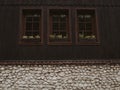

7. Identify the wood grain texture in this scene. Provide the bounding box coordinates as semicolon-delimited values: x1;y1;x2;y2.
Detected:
0;0;120;61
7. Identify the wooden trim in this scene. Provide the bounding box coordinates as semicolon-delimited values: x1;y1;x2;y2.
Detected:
0;60;120;65
95;7;100;44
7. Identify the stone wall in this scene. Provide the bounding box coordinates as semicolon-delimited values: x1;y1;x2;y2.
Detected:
0;65;120;90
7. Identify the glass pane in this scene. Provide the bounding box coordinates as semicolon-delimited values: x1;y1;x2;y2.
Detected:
78;15;84;22
61;32;67;36
60;23;66;31
25;31;32;36
79;23;85;30
86;23;92;30
84;32;92;36
26;17;32;22
85;15;92;22
33;17;40;22
33;31;39;36
26;23;32;31
33;23;39;30
52;15;59;23
53;23;59;31
60;16;66;23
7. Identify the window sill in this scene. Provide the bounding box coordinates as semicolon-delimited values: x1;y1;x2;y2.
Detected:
49;38;69;41
78;38;96;41
19;40;43;45
21;38;41;42
77;39;100;45
48;41;72;45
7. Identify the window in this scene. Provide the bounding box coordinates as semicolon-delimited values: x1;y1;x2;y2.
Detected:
19;9;43;45
48;9;72;45
76;9;99;45
19;8;99;45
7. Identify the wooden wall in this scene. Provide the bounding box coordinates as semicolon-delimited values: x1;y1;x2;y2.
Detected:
0;0;120;60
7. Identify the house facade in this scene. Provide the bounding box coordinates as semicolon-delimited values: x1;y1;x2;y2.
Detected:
0;0;120;61
0;1;120;89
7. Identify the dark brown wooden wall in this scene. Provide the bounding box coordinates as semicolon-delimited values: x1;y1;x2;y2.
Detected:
0;0;120;60
0;0;120;6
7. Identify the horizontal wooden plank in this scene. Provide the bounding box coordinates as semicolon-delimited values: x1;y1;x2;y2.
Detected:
0;60;120;65
0;0;120;6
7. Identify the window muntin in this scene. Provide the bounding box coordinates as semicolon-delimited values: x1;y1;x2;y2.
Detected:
24;15;40;38
48;9;71;45
20;9;42;45
76;9;99;45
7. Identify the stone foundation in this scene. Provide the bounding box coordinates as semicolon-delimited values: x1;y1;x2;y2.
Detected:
0;65;120;90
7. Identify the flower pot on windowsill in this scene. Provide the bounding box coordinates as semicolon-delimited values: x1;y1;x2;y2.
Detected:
49;34;55;39
35;35;40;39
79;35;96;42
79;34;84;38
22;35;28;39
79;35;96;41
22;35;41;42
28;36;34;39
63;36;68;39
56;35;62;39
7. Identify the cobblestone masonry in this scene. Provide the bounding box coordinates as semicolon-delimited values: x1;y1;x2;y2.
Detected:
0;65;120;90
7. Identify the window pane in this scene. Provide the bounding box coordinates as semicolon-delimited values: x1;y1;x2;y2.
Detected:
52;15;59;23
25;31;32;36
85;15;92;22
84;32;92;36
33;17;40;22
53;23;59;31
79;23;85;30
78;15;84;22
60;23;66;31
33;31;39;36
86;23;92;30
33;23;39;30
60;16;66;23
26;17;32;22
26;23;32;31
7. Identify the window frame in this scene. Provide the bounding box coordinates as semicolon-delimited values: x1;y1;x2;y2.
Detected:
19;7;43;45
47;7;72;45
75;8;100;45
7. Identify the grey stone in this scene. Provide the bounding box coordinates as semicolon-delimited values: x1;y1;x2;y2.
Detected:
0;65;120;90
